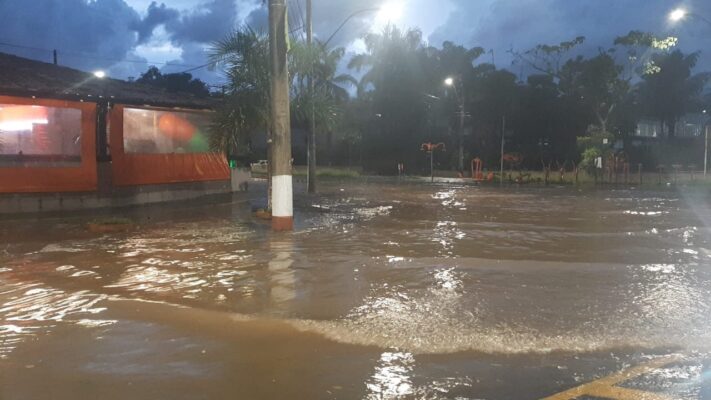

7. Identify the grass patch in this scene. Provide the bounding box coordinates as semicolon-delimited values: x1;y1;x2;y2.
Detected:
252;166;362;179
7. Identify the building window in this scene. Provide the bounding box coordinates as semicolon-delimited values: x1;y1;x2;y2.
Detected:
123;107;212;154
0;104;82;166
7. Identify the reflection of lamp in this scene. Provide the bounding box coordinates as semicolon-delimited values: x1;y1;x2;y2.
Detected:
0;106;48;131
158;113;196;142
0;120;48;131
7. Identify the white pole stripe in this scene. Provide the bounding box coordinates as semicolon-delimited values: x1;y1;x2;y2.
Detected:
271;174;293;217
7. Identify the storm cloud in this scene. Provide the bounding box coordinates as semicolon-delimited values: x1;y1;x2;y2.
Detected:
0;0;708;84
165;0;241;44
430;0;711;72
133;2;180;44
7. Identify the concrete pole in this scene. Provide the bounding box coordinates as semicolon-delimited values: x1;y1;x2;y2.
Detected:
269;0;293;231
306;0;317;194
458;104;464;172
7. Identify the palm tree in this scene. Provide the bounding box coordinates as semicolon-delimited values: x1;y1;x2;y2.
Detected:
208;27;271;155
209;27;273;209
347;26;432;173
210;26;354;202
347;25;423;96
289;39;355;192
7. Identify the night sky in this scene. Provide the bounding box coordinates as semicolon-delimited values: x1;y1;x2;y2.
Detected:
0;0;709;85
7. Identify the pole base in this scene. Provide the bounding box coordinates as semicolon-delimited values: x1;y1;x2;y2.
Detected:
272;216;293;231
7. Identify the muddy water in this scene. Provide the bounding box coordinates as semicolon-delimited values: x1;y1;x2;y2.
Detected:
1;182;711;399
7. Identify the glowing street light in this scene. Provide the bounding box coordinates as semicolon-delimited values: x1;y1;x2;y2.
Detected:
667;7;711;27
376;2;404;24
444;77;454;86
93;70;106;79
324;2;405;47
669;8;687;22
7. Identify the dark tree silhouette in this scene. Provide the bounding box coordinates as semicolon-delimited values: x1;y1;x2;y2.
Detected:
136;66;210;97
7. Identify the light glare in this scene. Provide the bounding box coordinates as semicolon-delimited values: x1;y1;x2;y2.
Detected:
377;2;404;23
0;119;48;132
444;77;454;86
669;8;687;22
93;70;106;78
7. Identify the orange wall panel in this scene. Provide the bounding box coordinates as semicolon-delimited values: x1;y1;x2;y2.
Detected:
110;105;229;186
0;95;97;193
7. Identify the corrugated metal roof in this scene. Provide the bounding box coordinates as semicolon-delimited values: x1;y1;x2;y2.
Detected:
0;52;214;109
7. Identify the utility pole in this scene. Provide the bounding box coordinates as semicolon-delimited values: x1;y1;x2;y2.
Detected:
306;0;317;194
458;104;464;172
53;49;57;65
500;115;506;186
269;0;293;231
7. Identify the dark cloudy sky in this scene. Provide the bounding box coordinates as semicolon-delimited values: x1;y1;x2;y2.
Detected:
0;0;709;85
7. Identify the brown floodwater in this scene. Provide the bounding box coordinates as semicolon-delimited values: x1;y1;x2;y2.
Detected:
1;181;711;399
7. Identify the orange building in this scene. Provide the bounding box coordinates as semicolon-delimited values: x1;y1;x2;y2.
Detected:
0;53;242;213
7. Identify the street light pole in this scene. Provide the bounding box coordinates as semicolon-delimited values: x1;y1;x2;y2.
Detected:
444;76;465;172
269;0;293;231
458;103;465;172
306;0;317;194
303;6;381;193
323;8;379;47
669;8;711;27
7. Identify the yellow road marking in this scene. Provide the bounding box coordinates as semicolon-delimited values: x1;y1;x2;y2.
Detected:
541;355;683;400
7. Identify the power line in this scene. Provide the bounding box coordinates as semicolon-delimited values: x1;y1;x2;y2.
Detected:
179;24;307;75
180;61;216;74
293;0;307;41
0;41;199;69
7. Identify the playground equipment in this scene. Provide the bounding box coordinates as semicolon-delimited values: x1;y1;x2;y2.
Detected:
470;158;495;183
471;158;483;181
421;142;446;182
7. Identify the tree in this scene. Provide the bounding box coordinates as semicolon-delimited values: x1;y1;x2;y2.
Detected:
637;50;710;137
289;40;355;189
348;26;432;173
208;27;271;155
136;66;210;97
463;64;520;166
559;53;629;136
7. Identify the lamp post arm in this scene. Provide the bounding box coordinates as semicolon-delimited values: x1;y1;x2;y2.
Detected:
324;8;379;48
689;12;711;27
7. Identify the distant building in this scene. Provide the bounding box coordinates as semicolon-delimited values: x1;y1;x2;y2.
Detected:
674;113;708;138
0;52;246;213
635;119;663;138
635;113;710;138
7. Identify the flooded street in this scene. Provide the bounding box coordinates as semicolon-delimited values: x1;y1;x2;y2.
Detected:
2;181;711;399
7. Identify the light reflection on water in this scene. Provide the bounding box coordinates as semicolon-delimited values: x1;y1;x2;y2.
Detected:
366;351;415;399
0;183;711;395
0;280;110;359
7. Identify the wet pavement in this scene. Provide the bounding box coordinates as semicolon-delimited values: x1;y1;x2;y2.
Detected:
1;180;711;399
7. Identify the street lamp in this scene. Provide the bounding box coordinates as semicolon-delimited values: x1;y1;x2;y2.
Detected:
668;7;711;27
377;2;404;23
669;8;687;22
323;2;404;46
444;76;465;172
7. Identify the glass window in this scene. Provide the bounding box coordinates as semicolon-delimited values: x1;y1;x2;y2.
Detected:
123;108;212;154
0;104;82;166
